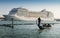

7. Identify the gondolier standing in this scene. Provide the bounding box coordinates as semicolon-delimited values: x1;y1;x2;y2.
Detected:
38;17;41;26
37;17;43;29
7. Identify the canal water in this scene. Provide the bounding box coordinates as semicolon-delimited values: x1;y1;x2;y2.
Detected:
0;24;60;38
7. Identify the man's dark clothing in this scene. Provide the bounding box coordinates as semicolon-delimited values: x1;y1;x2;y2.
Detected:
37;17;43;29
38;17;41;25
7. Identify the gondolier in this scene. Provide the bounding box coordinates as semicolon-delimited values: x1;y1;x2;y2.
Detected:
38;17;41;25
37;17;43;29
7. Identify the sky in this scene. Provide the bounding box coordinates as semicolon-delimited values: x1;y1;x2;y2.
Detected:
0;0;60;18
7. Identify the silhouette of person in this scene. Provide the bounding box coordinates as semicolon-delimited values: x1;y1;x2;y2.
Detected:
37;17;43;29
38;17;41;25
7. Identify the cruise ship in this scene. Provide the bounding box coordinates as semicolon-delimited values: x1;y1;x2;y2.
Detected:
3;7;54;20
3;7;54;24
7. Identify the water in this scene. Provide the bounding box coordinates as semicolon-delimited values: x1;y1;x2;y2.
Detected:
0;24;60;38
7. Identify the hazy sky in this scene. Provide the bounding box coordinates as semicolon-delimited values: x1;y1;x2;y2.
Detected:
0;0;60;18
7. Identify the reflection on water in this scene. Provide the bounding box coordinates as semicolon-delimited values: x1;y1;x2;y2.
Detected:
0;24;60;38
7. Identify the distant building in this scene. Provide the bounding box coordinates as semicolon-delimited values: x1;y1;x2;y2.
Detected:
54;19;60;21
3;7;54;20
0;17;5;20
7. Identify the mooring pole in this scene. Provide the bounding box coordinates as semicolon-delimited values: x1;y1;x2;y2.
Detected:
11;18;14;29
11;18;15;38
